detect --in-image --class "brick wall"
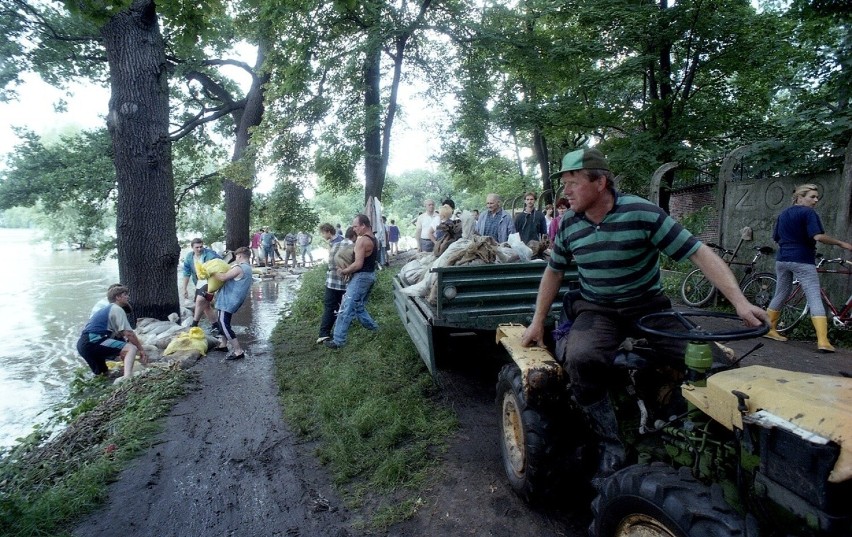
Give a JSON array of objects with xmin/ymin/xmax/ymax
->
[{"xmin": 670, "ymin": 183, "xmax": 719, "ymax": 245}]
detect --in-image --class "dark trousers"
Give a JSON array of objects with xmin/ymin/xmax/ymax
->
[
  {"xmin": 320, "ymin": 286, "xmax": 346, "ymax": 338},
  {"xmin": 564, "ymin": 294, "xmax": 687, "ymax": 405}
]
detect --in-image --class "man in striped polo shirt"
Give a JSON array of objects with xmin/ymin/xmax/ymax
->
[{"xmin": 521, "ymin": 147, "xmax": 767, "ymax": 486}]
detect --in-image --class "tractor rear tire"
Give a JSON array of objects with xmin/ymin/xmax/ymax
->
[{"xmin": 591, "ymin": 463, "xmax": 746, "ymax": 537}]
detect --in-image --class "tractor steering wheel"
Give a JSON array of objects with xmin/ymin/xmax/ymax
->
[{"xmin": 636, "ymin": 311, "xmax": 769, "ymax": 342}]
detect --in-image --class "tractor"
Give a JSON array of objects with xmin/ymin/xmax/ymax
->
[{"xmin": 495, "ymin": 311, "xmax": 852, "ymax": 536}]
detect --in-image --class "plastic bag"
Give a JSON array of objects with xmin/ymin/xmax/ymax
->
[
  {"xmin": 195, "ymin": 259, "xmax": 231, "ymax": 293},
  {"xmin": 163, "ymin": 327, "xmax": 209, "ymax": 356},
  {"xmin": 507, "ymin": 232, "xmax": 532, "ymax": 262}
]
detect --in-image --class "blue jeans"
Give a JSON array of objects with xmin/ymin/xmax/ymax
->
[{"xmin": 332, "ymin": 271, "xmax": 378, "ymax": 345}]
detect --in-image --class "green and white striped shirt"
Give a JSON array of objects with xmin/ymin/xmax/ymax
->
[{"xmin": 549, "ymin": 193, "xmax": 700, "ymax": 304}]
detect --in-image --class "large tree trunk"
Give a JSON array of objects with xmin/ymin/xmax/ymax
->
[
  {"xmin": 225, "ymin": 45, "xmax": 269, "ymax": 252},
  {"xmin": 364, "ymin": 42, "xmax": 383, "ymax": 203},
  {"xmin": 532, "ymin": 127, "xmax": 551, "ymax": 202},
  {"xmin": 102, "ymin": 0, "xmax": 180, "ymax": 320}
]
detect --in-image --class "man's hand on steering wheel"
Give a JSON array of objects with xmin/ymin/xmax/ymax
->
[{"xmin": 735, "ymin": 302, "xmax": 768, "ymax": 328}]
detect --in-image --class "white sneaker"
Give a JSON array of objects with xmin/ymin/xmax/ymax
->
[{"xmin": 316, "ymin": 336, "xmax": 330, "ymax": 344}]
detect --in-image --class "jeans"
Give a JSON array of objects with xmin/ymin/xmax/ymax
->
[
  {"xmin": 332, "ymin": 271, "xmax": 378, "ymax": 345},
  {"xmin": 320, "ymin": 286, "xmax": 346, "ymax": 338}
]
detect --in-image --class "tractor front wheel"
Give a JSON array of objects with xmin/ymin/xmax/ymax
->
[{"xmin": 591, "ymin": 463, "xmax": 747, "ymax": 537}]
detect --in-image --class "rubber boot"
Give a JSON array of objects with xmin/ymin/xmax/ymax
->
[
  {"xmin": 581, "ymin": 397, "xmax": 627, "ymax": 489},
  {"xmin": 812, "ymin": 316, "xmax": 835, "ymax": 353},
  {"xmin": 763, "ymin": 309, "xmax": 788, "ymax": 342}
]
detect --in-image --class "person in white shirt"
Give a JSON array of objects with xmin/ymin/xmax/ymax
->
[{"xmin": 414, "ymin": 199, "xmax": 440, "ymax": 253}]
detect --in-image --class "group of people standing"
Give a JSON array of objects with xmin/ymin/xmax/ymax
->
[
  {"xmin": 413, "ymin": 191, "xmax": 570, "ymax": 250},
  {"xmin": 250, "ymin": 228, "xmax": 315, "ymax": 269}
]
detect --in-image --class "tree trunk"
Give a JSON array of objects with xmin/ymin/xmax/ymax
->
[
  {"xmin": 532, "ymin": 127, "xmax": 551, "ymax": 202},
  {"xmin": 102, "ymin": 0, "xmax": 180, "ymax": 320},
  {"xmin": 364, "ymin": 42, "xmax": 383, "ymax": 203},
  {"xmin": 225, "ymin": 45, "xmax": 269, "ymax": 252}
]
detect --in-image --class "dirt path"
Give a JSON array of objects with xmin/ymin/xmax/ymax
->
[
  {"xmin": 73, "ymin": 315, "xmax": 354, "ymax": 537},
  {"xmin": 72, "ymin": 281, "xmax": 851, "ymax": 536}
]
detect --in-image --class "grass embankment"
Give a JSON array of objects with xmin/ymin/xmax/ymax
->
[
  {"xmin": 271, "ymin": 266, "xmax": 458, "ymax": 530},
  {"xmin": 0, "ymin": 367, "xmax": 189, "ymax": 537}
]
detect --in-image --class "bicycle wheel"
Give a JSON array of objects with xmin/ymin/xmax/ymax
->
[
  {"xmin": 777, "ymin": 282, "xmax": 809, "ymax": 334},
  {"xmin": 680, "ymin": 268, "xmax": 716, "ymax": 307},
  {"xmin": 741, "ymin": 272, "xmax": 776, "ymax": 310}
]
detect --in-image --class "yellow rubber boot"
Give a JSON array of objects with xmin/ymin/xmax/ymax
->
[
  {"xmin": 812, "ymin": 316, "xmax": 835, "ymax": 353},
  {"xmin": 763, "ymin": 309, "xmax": 788, "ymax": 342}
]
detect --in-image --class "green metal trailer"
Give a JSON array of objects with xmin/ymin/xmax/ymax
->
[{"xmin": 393, "ymin": 261, "xmax": 578, "ymax": 374}]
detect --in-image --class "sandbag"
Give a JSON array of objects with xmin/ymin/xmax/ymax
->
[
  {"xmin": 163, "ymin": 327, "xmax": 209, "ymax": 356},
  {"xmin": 334, "ymin": 245, "xmax": 355, "ymax": 269},
  {"xmin": 195, "ymin": 258, "xmax": 231, "ymax": 292}
]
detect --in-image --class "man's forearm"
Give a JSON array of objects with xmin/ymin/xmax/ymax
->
[{"xmin": 531, "ymin": 267, "xmax": 563, "ymax": 325}]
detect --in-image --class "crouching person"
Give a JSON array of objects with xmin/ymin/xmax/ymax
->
[{"xmin": 77, "ymin": 285, "xmax": 147, "ymax": 383}]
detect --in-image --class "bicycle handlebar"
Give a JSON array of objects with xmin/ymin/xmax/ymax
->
[
  {"xmin": 816, "ymin": 257, "xmax": 852, "ymax": 267},
  {"xmin": 707, "ymin": 243, "xmax": 773, "ymax": 259}
]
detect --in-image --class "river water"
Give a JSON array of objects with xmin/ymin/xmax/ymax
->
[{"xmin": 0, "ymin": 228, "xmax": 302, "ymax": 448}]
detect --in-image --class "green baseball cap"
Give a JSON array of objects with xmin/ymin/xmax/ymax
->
[{"xmin": 549, "ymin": 148, "xmax": 609, "ymax": 180}]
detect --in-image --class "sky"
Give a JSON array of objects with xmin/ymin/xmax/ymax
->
[{"xmin": 0, "ymin": 72, "xmax": 443, "ymax": 194}]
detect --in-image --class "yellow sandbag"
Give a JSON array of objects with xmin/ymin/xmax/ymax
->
[
  {"xmin": 195, "ymin": 258, "xmax": 231, "ymax": 292},
  {"xmin": 163, "ymin": 327, "xmax": 210, "ymax": 356}
]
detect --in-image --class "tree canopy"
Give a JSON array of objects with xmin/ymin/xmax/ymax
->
[{"xmin": 0, "ymin": 0, "xmax": 849, "ymax": 312}]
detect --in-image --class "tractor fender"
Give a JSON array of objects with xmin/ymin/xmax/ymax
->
[{"xmin": 495, "ymin": 324, "xmax": 564, "ymax": 406}]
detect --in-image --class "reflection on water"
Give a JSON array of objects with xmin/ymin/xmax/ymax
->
[{"xmin": 0, "ymin": 228, "xmax": 300, "ymax": 448}]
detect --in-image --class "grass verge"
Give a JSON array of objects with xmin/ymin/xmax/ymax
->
[
  {"xmin": 271, "ymin": 266, "xmax": 458, "ymax": 531},
  {"xmin": 0, "ymin": 367, "xmax": 190, "ymax": 537}
]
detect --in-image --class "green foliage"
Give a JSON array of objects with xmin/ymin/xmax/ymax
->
[
  {"xmin": 254, "ymin": 180, "xmax": 319, "ymax": 234},
  {"xmin": 273, "ymin": 267, "xmax": 457, "ymax": 529},
  {"xmin": 0, "ymin": 207, "xmax": 39, "ymax": 228},
  {"xmin": 446, "ymin": 0, "xmax": 847, "ymax": 196},
  {"xmin": 0, "ymin": 128, "xmax": 116, "ymax": 247},
  {"xmin": 679, "ymin": 206, "xmax": 714, "ymax": 237},
  {"xmin": 0, "ymin": 128, "xmax": 114, "ymax": 212},
  {"xmin": 178, "ymin": 201, "xmax": 226, "ymax": 243},
  {"xmin": 63, "ymin": 1, "xmax": 133, "ymax": 25},
  {"xmin": 310, "ymin": 186, "xmax": 364, "ymax": 231},
  {"xmin": 0, "ymin": 368, "xmax": 189, "ymax": 537}
]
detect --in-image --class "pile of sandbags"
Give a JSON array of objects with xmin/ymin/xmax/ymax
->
[{"xmin": 398, "ymin": 210, "xmax": 548, "ymax": 303}]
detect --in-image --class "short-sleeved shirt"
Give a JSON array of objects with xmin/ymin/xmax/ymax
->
[
  {"xmin": 416, "ymin": 213, "xmax": 440, "ymax": 239},
  {"xmin": 388, "ymin": 225, "xmax": 400, "ymax": 242},
  {"xmin": 549, "ymin": 193, "xmax": 700, "ymax": 304},
  {"xmin": 773, "ymin": 205, "xmax": 824, "ymax": 265},
  {"xmin": 83, "ymin": 303, "xmax": 133, "ymax": 338}
]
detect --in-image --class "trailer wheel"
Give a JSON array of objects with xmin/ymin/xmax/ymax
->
[
  {"xmin": 496, "ymin": 363, "xmax": 562, "ymax": 503},
  {"xmin": 591, "ymin": 464, "xmax": 746, "ymax": 537}
]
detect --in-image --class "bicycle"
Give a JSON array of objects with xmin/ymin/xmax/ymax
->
[
  {"xmin": 680, "ymin": 242, "xmax": 777, "ymax": 308},
  {"xmin": 775, "ymin": 255, "xmax": 852, "ymax": 334}
]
